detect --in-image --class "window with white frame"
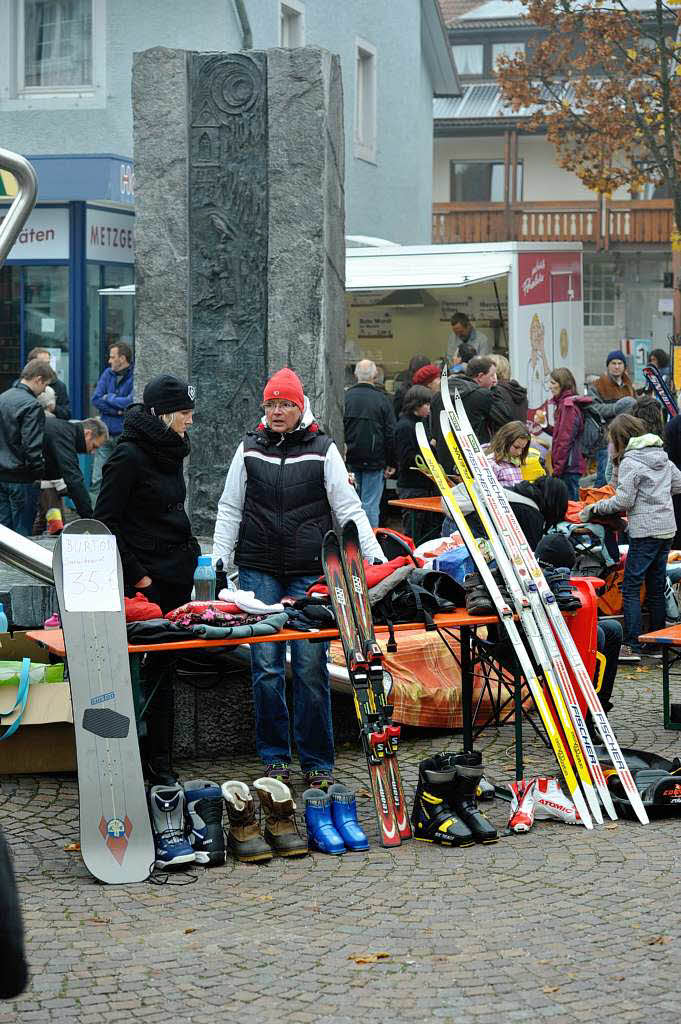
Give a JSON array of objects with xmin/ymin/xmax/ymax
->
[
  {"xmin": 492, "ymin": 40, "xmax": 525, "ymax": 69},
  {"xmin": 19, "ymin": 0, "xmax": 93, "ymax": 90},
  {"xmin": 584, "ymin": 261, "xmax": 616, "ymax": 327},
  {"xmin": 354, "ymin": 39, "xmax": 377, "ymax": 164},
  {"xmin": 450, "ymin": 160, "xmax": 524, "ymax": 202},
  {"xmin": 279, "ymin": 1, "xmax": 305, "ymax": 48},
  {"xmin": 452, "ymin": 44, "xmax": 483, "ymax": 76}
]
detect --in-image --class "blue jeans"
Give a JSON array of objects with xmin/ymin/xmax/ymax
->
[
  {"xmin": 352, "ymin": 469, "xmax": 384, "ymax": 528},
  {"xmin": 594, "ymin": 446, "xmax": 608, "ymax": 487},
  {"xmin": 0, "ymin": 481, "xmax": 38, "ymax": 537},
  {"xmin": 622, "ymin": 537, "xmax": 673, "ymax": 650},
  {"xmin": 238, "ymin": 567, "xmax": 334, "ymax": 773},
  {"xmin": 557, "ymin": 472, "xmax": 581, "ymax": 502}
]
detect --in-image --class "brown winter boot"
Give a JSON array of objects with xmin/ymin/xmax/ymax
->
[
  {"xmin": 221, "ymin": 781, "xmax": 272, "ymax": 863},
  {"xmin": 253, "ymin": 778, "xmax": 308, "ymax": 858}
]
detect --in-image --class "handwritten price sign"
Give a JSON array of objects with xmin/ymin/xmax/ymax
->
[{"xmin": 61, "ymin": 535, "xmax": 121, "ymax": 613}]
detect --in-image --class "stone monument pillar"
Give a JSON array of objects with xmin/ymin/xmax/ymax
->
[{"xmin": 133, "ymin": 47, "xmax": 345, "ymax": 536}]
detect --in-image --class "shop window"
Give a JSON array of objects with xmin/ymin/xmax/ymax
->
[
  {"xmin": 354, "ymin": 38, "xmax": 377, "ymax": 164},
  {"xmin": 452, "ymin": 44, "xmax": 483, "ymax": 76},
  {"xmin": 584, "ymin": 261, "xmax": 616, "ymax": 327},
  {"xmin": 0, "ymin": 267, "xmax": 20, "ymax": 395},
  {"xmin": 23, "ymin": 265, "xmax": 69, "ymax": 386},
  {"xmin": 279, "ymin": 0, "xmax": 305, "ymax": 47},
  {"xmin": 84, "ymin": 263, "xmax": 134, "ymax": 416},
  {"xmin": 449, "ymin": 161, "xmax": 523, "ymax": 202}
]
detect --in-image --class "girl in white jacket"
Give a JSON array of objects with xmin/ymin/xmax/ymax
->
[{"xmin": 582, "ymin": 413, "xmax": 681, "ymax": 659}]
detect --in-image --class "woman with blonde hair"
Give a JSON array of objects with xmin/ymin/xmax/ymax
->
[
  {"xmin": 487, "ymin": 421, "xmax": 531, "ymax": 487},
  {"xmin": 490, "ymin": 353, "xmax": 529, "ymax": 424}
]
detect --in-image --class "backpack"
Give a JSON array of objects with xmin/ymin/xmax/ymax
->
[{"xmin": 577, "ymin": 401, "xmax": 607, "ymax": 459}]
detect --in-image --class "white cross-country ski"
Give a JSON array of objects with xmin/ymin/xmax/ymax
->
[
  {"xmin": 414, "ymin": 421, "xmax": 593, "ymax": 830},
  {"xmin": 443, "ymin": 378, "xmax": 648, "ymax": 825},
  {"xmin": 438, "ymin": 407, "xmax": 606, "ymax": 824}
]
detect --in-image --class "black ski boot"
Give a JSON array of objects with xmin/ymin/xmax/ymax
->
[
  {"xmin": 443, "ymin": 751, "xmax": 498, "ymax": 844},
  {"xmin": 411, "ymin": 756, "xmax": 474, "ymax": 847}
]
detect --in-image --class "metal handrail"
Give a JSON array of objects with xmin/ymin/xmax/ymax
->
[
  {"xmin": 0, "ymin": 147, "xmax": 37, "ymax": 267},
  {"xmin": 0, "ymin": 148, "xmax": 53, "ymax": 584}
]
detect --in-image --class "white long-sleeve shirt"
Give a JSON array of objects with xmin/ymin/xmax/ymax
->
[{"xmin": 213, "ymin": 408, "xmax": 385, "ymax": 571}]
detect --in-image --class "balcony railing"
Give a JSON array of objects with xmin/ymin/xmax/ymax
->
[{"xmin": 432, "ymin": 199, "xmax": 674, "ymax": 248}]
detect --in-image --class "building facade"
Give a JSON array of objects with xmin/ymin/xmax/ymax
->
[
  {"xmin": 434, "ymin": 0, "xmax": 674, "ymax": 381},
  {"xmin": 0, "ymin": 0, "xmax": 457, "ymax": 415}
]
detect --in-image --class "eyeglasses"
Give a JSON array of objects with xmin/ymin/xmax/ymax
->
[{"xmin": 264, "ymin": 400, "xmax": 297, "ymax": 411}]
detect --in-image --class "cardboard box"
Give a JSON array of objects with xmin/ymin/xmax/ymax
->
[{"xmin": 0, "ymin": 637, "xmax": 76, "ymax": 773}]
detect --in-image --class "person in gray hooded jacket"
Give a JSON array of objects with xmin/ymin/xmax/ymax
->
[{"xmin": 582, "ymin": 413, "xmax": 681, "ymax": 658}]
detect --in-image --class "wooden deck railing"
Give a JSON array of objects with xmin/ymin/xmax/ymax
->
[{"xmin": 432, "ymin": 199, "xmax": 674, "ymax": 248}]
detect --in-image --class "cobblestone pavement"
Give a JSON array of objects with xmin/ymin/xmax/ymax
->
[{"xmin": 2, "ymin": 659, "xmax": 681, "ymax": 1024}]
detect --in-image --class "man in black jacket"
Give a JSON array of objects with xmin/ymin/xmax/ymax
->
[
  {"xmin": 430, "ymin": 355, "xmax": 506, "ymax": 473},
  {"xmin": 0, "ymin": 358, "xmax": 56, "ymax": 535},
  {"xmin": 344, "ymin": 359, "xmax": 396, "ymax": 527},
  {"xmin": 42, "ymin": 416, "xmax": 109, "ymax": 521}
]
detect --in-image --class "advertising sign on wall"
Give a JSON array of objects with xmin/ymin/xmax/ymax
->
[
  {"xmin": 86, "ymin": 207, "xmax": 135, "ymax": 264},
  {"xmin": 514, "ymin": 251, "xmax": 583, "ymax": 418},
  {"xmin": 1, "ymin": 206, "xmax": 69, "ymax": 260}
]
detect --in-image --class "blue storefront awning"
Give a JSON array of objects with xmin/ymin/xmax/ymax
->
[{"xmin": 21, "ymin": 154, "xmax": 134, "ymax": 205}]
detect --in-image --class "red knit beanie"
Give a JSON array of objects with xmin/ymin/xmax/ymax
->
[
  {"xmin": 412, "ymin": 364, "xmax": 440, "ymax": 387},
  {"xmin": 263, "ymin": 368, "xmax": 304, "ymax": 410}
]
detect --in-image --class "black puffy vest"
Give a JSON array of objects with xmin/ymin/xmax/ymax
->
[{"xmin": 235, "ymin": 424, "xmax": 333, "ymax": 577}]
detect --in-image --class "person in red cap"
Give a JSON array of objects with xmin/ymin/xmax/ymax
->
[
  {"xmin": 411, "ymin": 363, "xmax": 441, "ymax": 393},
  {"xmin": 213, "ymin": 367, "xmax": 385, "ymax": 790}
]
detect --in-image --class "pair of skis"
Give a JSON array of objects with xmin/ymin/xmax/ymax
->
[
  {"xmin": 414, "ymin": 367, "xmax": 648, "ymax": 826},
  {"xmin": 321, "ymin": 521, "xmax": 411, "ymax": 847},
  {"xmin": 644, "ymin": 364, "xmax": 678, "ymax": 417}
]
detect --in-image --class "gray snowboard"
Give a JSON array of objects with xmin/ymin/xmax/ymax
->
[{"xmin": 53, "ymin": 520, "xmax": 155, "ymax": 884}]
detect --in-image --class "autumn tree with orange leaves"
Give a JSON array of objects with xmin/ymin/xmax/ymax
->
[{"xmin": 496, "ymin": 0, "xmax": 681, "ymax": 238}]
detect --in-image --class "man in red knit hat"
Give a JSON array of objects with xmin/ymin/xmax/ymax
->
[{"xmin": 213, "ymin": 367, "xmax": 385, "ymax": 791}]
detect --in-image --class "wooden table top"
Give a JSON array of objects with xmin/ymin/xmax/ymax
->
[{"xmin": 26, "ymin": 610, "xmax": 500, "ymax": 657}]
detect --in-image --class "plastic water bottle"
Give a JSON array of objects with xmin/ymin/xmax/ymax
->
[
  {"xmin": 0, "ymin": 603, "xmax": 8, "ymax": 633},
  {"xmin": 193, "ymin": 555, "xmax": 216, "ymax": 601}
]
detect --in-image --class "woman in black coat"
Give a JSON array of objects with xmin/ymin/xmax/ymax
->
[
  {"xmin": 394, "ymin": 384, "xmax": 436, "ymax": 543},
  {"xmin": 94, "ymin": 375, "xmax": 199, "ymax": 612},
  {"xmin": 94, "ymin": 374, "xmax": 199, "ymax": 784}
]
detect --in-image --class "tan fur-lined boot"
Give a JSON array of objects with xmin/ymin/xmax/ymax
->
[
  {"xmin": 221, "ymin": 781, "xmax": 272, "ymax": 863},
  {"xmin": 253, "ymin": 777, "xmax": 308, "ymax": 858}
]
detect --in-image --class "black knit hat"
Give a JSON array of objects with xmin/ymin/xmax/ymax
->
[
  {"xmin": 535, "ymin": 533, "xmax": 576, "ymax": 570},
  {"xmin": 143, "ymin": 375, "xmax": 196, "ymax": 415}
]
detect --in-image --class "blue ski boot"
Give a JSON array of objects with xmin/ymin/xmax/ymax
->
[
  {"xmin": 303, "ymin": 788, "xmax": 346, "ymax": 855},
  {"xmin": 148, "ymin": 784, "xmax": 195, "ymax": 869},
  {"xmin": 183, "ymin": 779, "xmax": 225, "ymax": 866},
  {"xmin": 328, "ymin": 784, "xmax": 369, "ymax": 851}
]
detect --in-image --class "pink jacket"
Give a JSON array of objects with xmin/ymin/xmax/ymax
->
[{"xmin": 551, "ymin": 390, "xmax": 585, "ymax": 477}]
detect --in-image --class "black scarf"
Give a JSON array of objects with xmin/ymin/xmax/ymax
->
[{"xmin": 121, "ymin": 405, "xmax": 191, "ymax": 470}]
